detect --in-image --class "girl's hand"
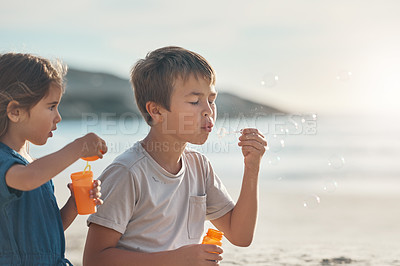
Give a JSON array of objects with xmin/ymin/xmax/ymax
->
[
  {"xmin": 238, "ymin": 128, "xmax": 267, "ymax": 169},
  {"xmin": 76, "ymin": 133, "xmax": 108, "ymax": 159},
  {"xmin": 90, "ymin": 180, "xmax": 103, "ymax": 206}
]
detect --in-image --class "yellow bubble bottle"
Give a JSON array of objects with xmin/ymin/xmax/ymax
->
[{"xmin": 202, "ymin": 229, "xmax": 224, "ymax": 246}]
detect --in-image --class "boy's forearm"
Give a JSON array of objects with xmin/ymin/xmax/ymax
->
[
  {"xmin": 229, "ymin": 165, "xmax": 259, "ymax": 246},
  {"xmin": 84, "ymin": 247, "xmax": 180, "ymax": 266}
]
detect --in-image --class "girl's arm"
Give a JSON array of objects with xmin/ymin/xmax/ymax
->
[
  {"xmin": 5, "ymin": 133, "xmax": 107, "ymax": 191},
  {"xmin": 60, "ymin": 192, "xmax": 78, "ymax": 231}
]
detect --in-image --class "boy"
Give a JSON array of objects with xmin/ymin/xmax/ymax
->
[{"xmin": 83, "ymin": 46, "xmax": 267, "ymax": 266}]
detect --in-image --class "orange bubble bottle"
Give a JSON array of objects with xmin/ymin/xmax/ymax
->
[
  {"xmin": 202, "ymin": 229, "xmax": 224, "ymax": 246},
  {"xmin": 70, "ymin": 154, "xmax": 102, "ymax": 215}
]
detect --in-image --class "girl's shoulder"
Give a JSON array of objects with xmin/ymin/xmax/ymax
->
[{"xmin": 0, "ymin": 142, "xmax": 28, "ymax": 165}]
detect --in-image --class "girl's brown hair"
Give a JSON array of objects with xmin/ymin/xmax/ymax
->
[
  {"xmin": 130, "ymin": 46, "xmax": 216, "ymax": 126},
  {"xmin": 0, "ymin": 53, "xmax": 67, "ymax": 138}
]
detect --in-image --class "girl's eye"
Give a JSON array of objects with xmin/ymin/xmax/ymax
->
[{"xmin": 50, "ymin": 105, "xmax": 56, "ymax": 111}]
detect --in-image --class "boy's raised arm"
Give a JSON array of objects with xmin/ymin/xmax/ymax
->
[
  {"xmin": 84, "ymin": 224, "xmax": 223, "ymax": 266},
  {"xmin": 211, "ymin": 128, "xmax": 267, "ymax": 247}
]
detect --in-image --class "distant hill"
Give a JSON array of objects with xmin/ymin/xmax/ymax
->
[{"xmin": 59, "ymin": 68, "xmax": 284, "ymax": 119}]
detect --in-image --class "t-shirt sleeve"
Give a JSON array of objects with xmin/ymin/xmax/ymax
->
[
  {"xmin": 204, "ymin": 157, "xmax": 235, "ymax": 221},
  {"xmin": 0, "ymin": 157, "xmax": 23, "ymax": 201},
  {"xmin": 87, "ymin": 164, "xmax": 136, "ymax": 234}
]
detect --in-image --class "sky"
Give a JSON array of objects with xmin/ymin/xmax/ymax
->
[{"xmin": 1, "ymin": 0, "xmax": 400, "ymax": 115}]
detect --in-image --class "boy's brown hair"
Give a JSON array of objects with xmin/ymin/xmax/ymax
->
[
  {"xmin": 130, "ymin": 46, "xmax": 216, "ymax": 126},
  {"xmin": 0, "ymin": 53, "xmax": 67, "ymax": 138}
]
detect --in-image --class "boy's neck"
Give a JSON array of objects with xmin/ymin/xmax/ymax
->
[{"xmin": 141, "ymin": 129, "xmax": 186, "ymax": 175}]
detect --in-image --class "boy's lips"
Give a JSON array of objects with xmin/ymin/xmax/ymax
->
[{"xmin": 202, "ymin": 123, "xmax": 214, "ymax": 132}]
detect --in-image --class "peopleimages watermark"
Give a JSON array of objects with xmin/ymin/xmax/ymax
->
[
  {"xmin": 80, "ymin": 112, "xmax": 318, "ymax": 136},
  {"xmin": 83, "ymin": 139, "xmax": 230, "ymax": 154}
]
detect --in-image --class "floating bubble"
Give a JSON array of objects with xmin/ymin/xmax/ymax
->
[
  {"xmin": 266, "ymin": 134, "xmax": 285, "ymax": 153},
  {"xmin": 216, "ymin": 127, "xmax": 228, "ymax": 138},
  {"xmin": 323, "ymin": 178, "xmax": 338, "ymax": 193},
  {"xmin": 267, "ymin": 154, "xmax": 281, "ymax": 165},
  {"xmin": 215, "ymin": 127, "xmax": 241, "ymax": 145},
  {"xmin": 261, "ymin": 73, "xmax": 279, "ymax": 88},
  {"xmin": 302, "ymin": 195, "xmax": 321, "ymax": 209},
  {"xmin": 273, "ymin": 125, "xmax": 287, "ymax": 136},
  {"xmin": 336, "ymin": 70, "xmax": 352, "ymax": 82},
  {"xmin": 328, "ymin": 154, "xmax": 345, "ymax": 169},
  {"xmin": 283, "ymin": 120, "xmax": 300, "ymax": 135},
  {"xmin": 301, "ymin": 114, "xmax": 317, "ymax": 123},
  {"xmin": 312, "ymin": 114, "xmax": 317, "ymax": 120}
]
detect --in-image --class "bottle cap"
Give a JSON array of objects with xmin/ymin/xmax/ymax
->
[
  {"xmin": 81, "ymin": 156, "xmax": 100, "ymax": 161},
  {"xmin": 81, "ymin": 150, "xmax": 105, "ymax": 161}
]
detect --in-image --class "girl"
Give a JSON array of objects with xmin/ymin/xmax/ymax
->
[{"xmin": 0, "ymin": 53, "xmax": 108, "ymax": 265}]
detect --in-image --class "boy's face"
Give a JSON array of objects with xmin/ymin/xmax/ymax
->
[{"xmin": 161, "ymin": 74, "xmax": 217, "ymax": 145}]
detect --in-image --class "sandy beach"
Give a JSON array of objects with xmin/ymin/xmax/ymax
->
[{"xmin": 56, "ymin": 176, "xmax": 400, "ymax": 266}]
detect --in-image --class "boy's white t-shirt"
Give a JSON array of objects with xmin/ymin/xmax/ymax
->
[{"xmin": 87, "ymin": 141, "xmax": 235, "ymax": 253}]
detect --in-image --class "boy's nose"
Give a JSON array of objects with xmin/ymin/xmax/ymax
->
[{"xmin": 202, "ymin": 103, "xmax": 214, "ymax": 117}]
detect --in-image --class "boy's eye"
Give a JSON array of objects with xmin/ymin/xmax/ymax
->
[{"xmin": 189, "ymin": 101, "xmax": 199, "ymax": 105}]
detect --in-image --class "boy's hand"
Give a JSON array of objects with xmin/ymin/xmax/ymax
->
[
  {"xmin": 174, "ymin": 244, "xmax": 223, "ymax": 266},
  {"xmin": 76, "ymin": 133, "xmax": 108, "ymax": 159},
  {"xmin": 238, "ymin": 128, "xmax": 267, "ymax": 169}
]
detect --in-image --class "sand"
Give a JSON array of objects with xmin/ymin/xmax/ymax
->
[{"xmin": 56, "ymin": 177, "xmax": 400, "ymax": 266}]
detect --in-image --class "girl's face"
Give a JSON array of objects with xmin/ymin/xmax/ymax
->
[{"xmin": 20, "ymin": 84, "xmax": 62, "ymax": 145}]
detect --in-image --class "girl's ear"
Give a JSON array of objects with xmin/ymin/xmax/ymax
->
[
  {"xmin": 145, "ymin": 101, "xmax": 165, "ymax": 124},
  {"xmin": 6, "ymin": 101, "xmax": 23, "ymax": 123}
]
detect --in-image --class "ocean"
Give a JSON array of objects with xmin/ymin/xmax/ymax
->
[{"xmin": 29, "ymin": 114, "xmax": 400, "ymax": 265}]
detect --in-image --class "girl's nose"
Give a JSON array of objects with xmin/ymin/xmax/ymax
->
[{"xmin": 55, "ymin": 109, "xmax": 62, "ymax": 123}]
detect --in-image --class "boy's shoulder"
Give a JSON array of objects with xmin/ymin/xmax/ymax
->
[{"xmin": 111, "ymin": 141, "xmax": 146, "ymax": 171}]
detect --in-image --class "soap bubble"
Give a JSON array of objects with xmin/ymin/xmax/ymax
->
[
  {"xmin": 261, "ymin": 72, "xmax": 279, "ymax": 88},
  {"xmin": 215, "ymin": 127, "xmax": 240, "ymax": 144},
  {"xmin": 216, "ymin": 127, "xmax": 228, "ymax": 139},
  {"xmin": 328, "ymin": 154, "xmax": 345, "ymax": 169},
  {"xmin": 336, "ymin": 70, "xmax": 352, "ymax": 82},
  {"xmin": 302, "ymin": 195, "xmax": 321, "ymax": 209},
  {"xmin": 266, "ymin": 134, "xmax": 285, "ymax": 153},
  {"xmin": 267, "ymin": 154, "xmax": 281, "ymax": 165},
  {"xmin": 323, "ymin": 178, "xmax": 338, "ymax": 193}
]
